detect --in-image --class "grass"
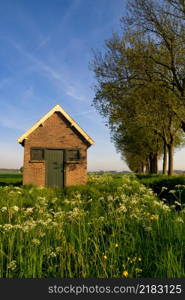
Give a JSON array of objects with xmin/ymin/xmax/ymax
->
[
  {"xmin": 0, "ymin": 173, "xmax": 22, "ymax": 186},
  {"xmin": 0, "ymin": 173, "xmax": 184, "ymax": 278},
  {"xmin": 137, "ymin": 174, "xmax": 185, "ymax": 206}
]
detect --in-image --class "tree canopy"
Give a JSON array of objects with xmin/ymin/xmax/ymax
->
[{"xmin": 91, "ymin": 0, "xmax": 185, "ymax": 174}]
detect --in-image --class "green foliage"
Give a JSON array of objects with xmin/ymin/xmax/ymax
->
[{"xmin": 0, "ymin": 174, "xmax": 184, "ymax": 278}]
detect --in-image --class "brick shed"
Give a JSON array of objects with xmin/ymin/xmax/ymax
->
[{"xmin": 18, "ymin": 104, "xmax": 94, "ymax": 188}]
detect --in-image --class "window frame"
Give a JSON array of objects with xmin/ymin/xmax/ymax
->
[
  {"xmin": 65, "ymin": 148, "xmax": 80, "ymax": 163},
  {"xmin": 30, "ymin": 147, "xmax": 45, "ymax": 162}
]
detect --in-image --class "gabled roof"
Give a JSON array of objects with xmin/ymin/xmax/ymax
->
[{"xmin": 17, "ymin": 104, "xmax": 95, "ymax": 145}]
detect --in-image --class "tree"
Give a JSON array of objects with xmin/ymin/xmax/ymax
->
[
  {"xmin": 112, "ymin": 120, "xmax": 163, "ymax": 173},
  {"xmin": 91, "ymin": 27, "xmax": 185, "ymax": 175},
  {"xmin": 124, "ymin": 0, "xmax": 185, "ymax": 130}
]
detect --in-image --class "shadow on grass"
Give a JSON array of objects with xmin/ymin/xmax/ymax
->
[
  {"xmin": 137, "ymin": 174, "xmax": 185, "ymax": 207},
  {"xmin": 0, "ymin": 181, "xmax": 23, "ymax": 187}
]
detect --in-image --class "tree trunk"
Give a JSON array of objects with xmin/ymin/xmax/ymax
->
[
  {"xmin": 153, "ymin": 153, "xmax": 158, "ymax": 174},
  {"xmin": 162, "ymin": 142, "xmax": 167, "ymax": 175},
  {"xmin": 181, "ymin": 121, "xmax": 185, "ymax": 133},
  {"xmin": 149, "ymin": 153, "xmax": 153, "ymax": 174},
  {"xmin": 168, "ymin": 143, "xmax": 174, "ymax": 176},
  {"xmin": 149, "ymin": 153, "xmax": 158, "ymax": 174},
  {"xmin": 145, "ymin": 159, "xmax": 150, "ymax": 174},
  {"xmin": 141, "ymin": 162, "xmax": 144, "ymax": 173}
]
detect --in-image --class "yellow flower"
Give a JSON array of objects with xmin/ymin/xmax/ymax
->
[
  {"xmin": 103, "ymin": 255, "xmax": 108, "ymax": 260},
  {"xmin": 115, "ymin": 243, "xmax": 119, "ymax": 248},
  {"xmin": 122, "ymin": 270, "xmax": 128, "ymax": 277},
  {"xmin": 149, "ymin": 215, "xmax": 159, "ymax": 221}
]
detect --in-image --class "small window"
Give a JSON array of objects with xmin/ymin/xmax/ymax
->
[
  {"xmin": 31, "ymin": 148, "xmax": 44, "ymax": 161},
  {"xmin": 66, "ymin": 149, "xmax": 80, "ymax": 161}
]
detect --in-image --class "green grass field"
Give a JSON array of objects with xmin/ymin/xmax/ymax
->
[
  {"xmin": 0, "ymin": 173, "xmax": 22, "ymax": 186},
  {"xmin": 0, "ymin": 173, "xmax": 184, "ymax": 278}
]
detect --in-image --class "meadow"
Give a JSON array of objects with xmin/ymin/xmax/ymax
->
[
  {"xmin": 0, "ymin": 173, "xmax": 22, "ymax": 186},
  {"xmin": 0, "ymin": 173, "xmax": 184, "ymax": 278}
]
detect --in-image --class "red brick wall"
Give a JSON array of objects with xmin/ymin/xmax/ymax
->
[{"xmin": 23, "ymin": 112, "xmax": 88, "ymax": 186}]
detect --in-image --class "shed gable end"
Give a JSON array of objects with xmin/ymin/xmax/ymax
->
[
  {"xmin": 18, "ymin": 104, "xmax": 94, "ymax": 146},
  {"xmin": 26, "ymin": 112, "xmax": 89, "ymax": 148}
]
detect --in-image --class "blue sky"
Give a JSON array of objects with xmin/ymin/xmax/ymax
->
[{"xmin": 0, "ymin": 0, "xmax": 185, "ymax": 171}]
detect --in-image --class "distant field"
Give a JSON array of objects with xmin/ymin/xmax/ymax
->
[{"xmin": 0, "ymin": 173, "xmax": 22, "ymax": 186}]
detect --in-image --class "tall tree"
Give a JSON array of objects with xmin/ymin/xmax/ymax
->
[
  {"xmin": 91, "ymin": 28, "xmax": 184, "ymax": 175},
  {"xmin": 124, "ymin": 0, "xmax": 185, "ymax": 130}
]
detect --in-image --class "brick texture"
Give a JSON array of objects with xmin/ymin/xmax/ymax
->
[{"xmin": 23, "ymin": 112, "xmax": 89, "ymax": 187}]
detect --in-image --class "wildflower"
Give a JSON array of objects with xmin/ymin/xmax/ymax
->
[
  {"xmin": 49, "ymin": 251, "xmax": 57, "ymax": 258},
  {"xmin": 132, "ymin": 257, "xmax": 137, "ymax": 262},
  {"xmin": 175, "ymin": 184, "xmax": 185, "ymax": 189},
  {"xmin": 39, "ymin": 232, "xmax": 46, "ymax": 237},
  {"xmin": 149, "ymin": 215, "xmax": 159, "ymax": 221},
  {"xmin": 12, "ymin": 206, "xmax": 19, "ymax": 212},
  {"xmin": 25, "ymin": 208, "xmax": 34, "ymax": 214},
  {"xmin": 67, "ymin": 207, "xmax": 86, "ymax": 221},
  {"xmin": 174, "ymin": 201, "xmax": 182, "ymax": 206},
  {"xmin": 122, "ymin": 270, "xmax": 129, "ymax": 277},
  {"xmin": 103, "ymin": 255, "xmax": 108, "ymax": 260},
  {"xmin": 107, "ymin": 195, "xmax": 113, "ymax": 201},
  {"xmin": 169, "ymin": 190, "xmax": 176, "ymax": 194},
  {"xmin": 7, "ymin": 260, "xmax": 17, "ymax": 271},
  {"xmin": 161, "ymin": 187, "xmax": 168, "ymax": 191},
  {"xmin": 3, "ymin": 224, "xmax": 13, "ymax": 231},
  {"xmin": 175, "ymin": 217, "xmax": 184, "ymax": 223},
  {"xmin": 115, "ymin": 243, "xmax": 119, "ymax": 248},
  {"xmin": 1, "ymin": 206, "xmax": 7, "ymax": 212},
  {"xmin": 46, "ymin": 218, "xmax": 52, "ymax": 224},
  {"xmin": 52, "ymin": 222, "xmax": 59, "ymax": 227},
  {"xmin": 56, "ymin": 247, "xmax": 63, "ymax": 253},
  {"xmin": 32, "ymin": 239, "xmax": 40, "ymax": 245},
  {"xmin": 21, "ymin": 225, "xmax": 30, "ymax": 232},
  {"xmin": 117, "ymin": 204, "xmax": 127, "ymax": 213},
  {"xmin": 14, "ymin": 224, "xmax": 22, "ymax": 229},
  {"xmin": 161, "ymin": 204, "xmax": 170, "ymax": 212},
  {"xmin": 50, "ymin": 197, "xmax": 57, "ymax": 203}
]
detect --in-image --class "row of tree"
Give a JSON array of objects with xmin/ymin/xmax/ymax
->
[{"xmin": 91, "ymin": 0, "xmax": 185, "ymax": 175}]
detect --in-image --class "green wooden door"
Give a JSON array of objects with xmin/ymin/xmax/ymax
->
[{"xmin": 45, "ymin": 150, "xmax": 64, "ymax": 188}]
